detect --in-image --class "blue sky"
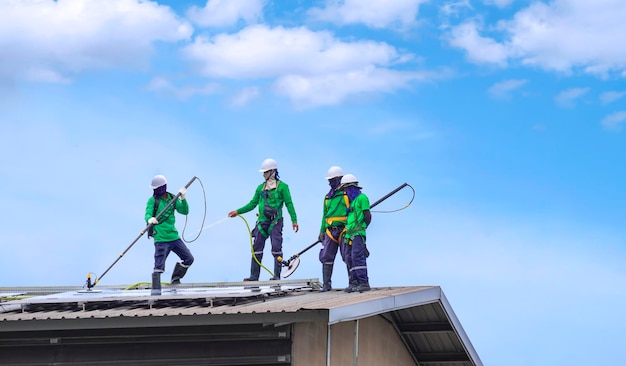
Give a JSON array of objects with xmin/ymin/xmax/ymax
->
[{"xmin": 1, "ymin": 0, "xmax": 625, "ymax": 364}]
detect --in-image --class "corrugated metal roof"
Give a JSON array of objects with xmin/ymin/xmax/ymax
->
[{"xmin": 0, "ymin": 280, "xmax": 482, "ymax": 366}]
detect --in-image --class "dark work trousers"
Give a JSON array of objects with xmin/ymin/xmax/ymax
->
[
  {"xmin": 252, "ymin": 219, "xmax": 284, "ymax": 261},
  {"xmin": 319, "ymin": 226, "xmax": 346, "ymax": 264},
  {"xmin": 345, "ymin": 235, "xmax": 369, "ymax": 284},
  {"xmin": 153, "ymin": 239, "xmax": 194, "ymax": 272}
]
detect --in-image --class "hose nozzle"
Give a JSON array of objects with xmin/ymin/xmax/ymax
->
[{"xmin": 85, "ymin": 273, "xmax": 93, "ymax": 290}]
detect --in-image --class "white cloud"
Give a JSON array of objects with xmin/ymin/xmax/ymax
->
[
  {"xmin": 0, "ymin": 0, "xmax": 192, "ymax": 83},
  {"xmin": 502, "ymin": 1, "xmax": 626, "ymax": 75},
  {"xmin": 308, "ymin": 0, "xmax": 427, "ymax": 29},
  {"xmin": 483, "ymin": 0, "xmax": 514, "ymax": 8},
  {"xmin": 599, "ymin": 91, "xmax": 625, "ymax": 105},
  {"xmin": 186, "ymin": 0, "xmax": 266, "ymax": 28},
  {"xmin": 273, "ymin": 67, "xmax": 425, "ymax": 108},
  {"xmin": 447, "ymin": 21, "xmax": 509, "ymax": 66},
  {"xmin": 554, "ymin": 87, "xmax": 589, "ymax": 107},
  {"xmin": 182, "ymin": 25, "xmax": 426, "ymax": 107},
  {"xmin": 447, "ymin": 0, "xmax": 626, "ymax": 77},
  {"xmin": 601, "ymin": 111, "xmax": 626, "ymax": 131},
  {"xmin": 183, "ymin": 25, "xmax": 401, "ymax": 78},
  {"xmin": 488, "ymin": 79, "xmax": 527, "ymax": 99},
  {"xmin": 230, "ymin": 86, "xmax": 261, "ymax": 107},
  {"xmin": 146, "ymin": 77, "xmax": 219, "ymax": 99},
  {"xmin": 440, "ymin": 0, "xmax": 473, "ymax": 18}
]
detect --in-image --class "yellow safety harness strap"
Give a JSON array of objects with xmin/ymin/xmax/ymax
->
[{"xmin": 325, "ymin": 226, "xmax": 346, "ymax": 243}]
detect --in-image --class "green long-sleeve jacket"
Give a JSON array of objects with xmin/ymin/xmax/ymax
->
[
  {"xmin": 145, "ymin": 193, "xmax": 189, "ymax": 242},
  {"xmin": 344, "ymin": 193, "xmax": 370, "ymax": 239},
  {"xmin": 320, "ymin": 190, "xmax": 348, "ymax": 233},
  {"xmin": 237, "ymin": 181, "xmax": 298, "ymax": 224}
]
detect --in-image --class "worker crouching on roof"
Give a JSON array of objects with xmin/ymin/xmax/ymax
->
[
  {"xmin": 146, "ymin": 175, "xmax": 194, "ymax": 288},
  {"xmin": 228, "ymin": 158, "xmax": 299, "ymax": 281},
  {"xmin": 341, "ymin": 174, "xmax": 372, "ymax": 293},
  {"xmin": 318, "ymin": 166, "xmax": 350, "ymax": 292}
]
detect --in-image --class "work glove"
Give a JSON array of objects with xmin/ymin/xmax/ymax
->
[
  {"xmin": 148, "ymin": 217, "xmax": 158, "ymax": 225},
  {"xmin": 318, "ymin": 232, "xmax": 325, "ymax": 242},
  {"xmin": 178, "ymin": 187, "xmax": 187, "ymax": 200}
]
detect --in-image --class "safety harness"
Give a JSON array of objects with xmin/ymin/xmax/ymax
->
[
  {"xmin": 324, "ymin": 192, "xmax": 350, "ymax": 243},
  {"xmin": 257, "ymin": 182, "xmax": 281, "ymax": 239}
]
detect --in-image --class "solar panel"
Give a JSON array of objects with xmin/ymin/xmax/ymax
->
[{"xmin": 0, "ymin": 279, "xmax": 319, "ymax": 313}]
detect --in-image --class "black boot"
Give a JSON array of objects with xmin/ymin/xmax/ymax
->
[
  {"xmin": 270, "ymin": 258, "xmax": 282, "ymax": 280},
  {"xmin": 321, "ymin": 263, "xmax": 333, "ymax": 292},
  {"xmin": 344, "ymin": 280, "xmax": 358, "ymax": 293},
  {"xmin": 244, "ymin": 256, "xmax": 262, "ymax": 281},
  {"xmin": 344, "ymin": 264, "xmax": 357, "ymax": 292},
  {"xmin": 171, "ymin": 262, "xmax": 188, "ymax": 285},
  {"xmin": 151, "ymin": 272, "xmax": 161, "ymax": 296}
]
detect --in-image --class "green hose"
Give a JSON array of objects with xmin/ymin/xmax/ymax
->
[{"xmin": 237, "ymin": 214, "xmax": 274, "ymax": 277}]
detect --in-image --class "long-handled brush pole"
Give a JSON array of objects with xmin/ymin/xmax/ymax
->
[
  {"xmin": 278, "ymin": 182, "xmax": 409, "ymax": 271},
  {"xmin": 86, "ymin": 176, "xmax": 198, "ymax": 289}
]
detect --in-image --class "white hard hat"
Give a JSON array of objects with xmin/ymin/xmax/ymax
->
[
  {"xmin": 340, "ymin": 173, "xmax": 360, "ymax": 187},
  {"xmin": 150, "ymin": 175, "xmax": 167, "ymax": 189},
  {"xmin": 325, "ymin": 166, "xmax": 344, "ymax": 179},
  {"xmin": 259, "ymin": 158, "xmax": 278, "ymax": 172}
]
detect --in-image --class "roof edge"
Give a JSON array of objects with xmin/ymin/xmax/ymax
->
[
  {"xmin": 440, "ymin": 290, "xmax": 484, "ymax": 366},
  {"xmin": 328, "ymin": 286, "xmax": 442, "ymax": 325}
]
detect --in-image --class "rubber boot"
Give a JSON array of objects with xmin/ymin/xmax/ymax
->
[
  {"xmin": 355, "ymin": 283, "xmax": 371, "ymax": 293},
  {"xmin": 344, "ymin": 280, "xmax": 358, "ymax": 293},
  {"xmin": 171, "ymin": 262, "xmax": 188, "ymax": 285},
  {"xmin": 320, "ymin": 263, "xmax": 333, "ymax": 292},
  {"xmin": 270, "ymin": 258, "xmax": 281, "ymax": 280},
  {"xmin": 344, "ymin": 264, "xmax": 357, "ymax": 292},
  {"xmin": 244, "ymin": 256, "xmax": 262, "ymax": 281},
  {"xmin": 151, "ymin": 272, "xmax": 161, "ymax": 296}
]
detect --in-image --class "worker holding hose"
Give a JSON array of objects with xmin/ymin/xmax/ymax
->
[{"xmin": 228, "ymin": 158, "xmax": 299, "ymax": 281}]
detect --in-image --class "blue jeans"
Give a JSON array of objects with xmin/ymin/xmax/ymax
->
[{"xmin": 153, "ymin": 239, "xmax": 194, "ymax": 272}]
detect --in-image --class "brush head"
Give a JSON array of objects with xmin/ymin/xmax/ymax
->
[{"xmin": 282, "ymin": 257, "xmax": 300, "ymax": 278}]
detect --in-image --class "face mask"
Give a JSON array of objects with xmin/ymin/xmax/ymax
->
[
  {"xmin": 327, "ymin": 176, "xmax": 342, "ymax": 197},
  {"xmin": 154, "ymin": 185, "xmax": 167, "ymax": 197},
  {"xmin": 345, "ymin": 185, "xmax": 361, "ymax": 202},
  {"xmin": 263, "ymin": 170, "xmax": 277, "ymax": 190}
]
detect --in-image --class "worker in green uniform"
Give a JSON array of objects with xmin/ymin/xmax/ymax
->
[
  {"xmin": 341, "ymin": 174, "xmax": 372, "ymax": 293},
  {"xmin": 228, "ymin": 158, "xmax": 299, "ymax": 281},
  {"xmin": 318, "ymin": 166, "xmax": 350, "ymax": 292},
  {"xmin": 145, "ymin": 175, "xmax": 193, "ymax": 291}
]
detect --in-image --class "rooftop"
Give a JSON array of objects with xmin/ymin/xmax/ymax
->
[{"xmin": 0, "ymin": 279, "xmax": 482, "ymax": 366}]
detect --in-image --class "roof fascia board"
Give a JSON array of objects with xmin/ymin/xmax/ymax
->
[
  {"xmin": 0, "ymin": 309, "xmax": 329, "ymax": 333},
  {"xmin": 328, "ymin": 286, "xmax": 442, "ymax": 325}
]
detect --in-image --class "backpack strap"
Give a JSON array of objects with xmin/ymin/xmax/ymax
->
[{"xmin": 152, "ymin": 196, "xmax": 160, "ymax": 218}]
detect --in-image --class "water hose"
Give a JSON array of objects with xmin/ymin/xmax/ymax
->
[{"xmin": 236, "ymin": 214, "xmax": 274, "ymax": 277}]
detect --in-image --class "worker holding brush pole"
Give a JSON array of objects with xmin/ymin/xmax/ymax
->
[
  {"xmin": 340, "ymin": 173, "xmax": 372, "ymax": 293},
  {"xmin": 146, "ymin": 175, "xmax": 194, "ymax": 290}
]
